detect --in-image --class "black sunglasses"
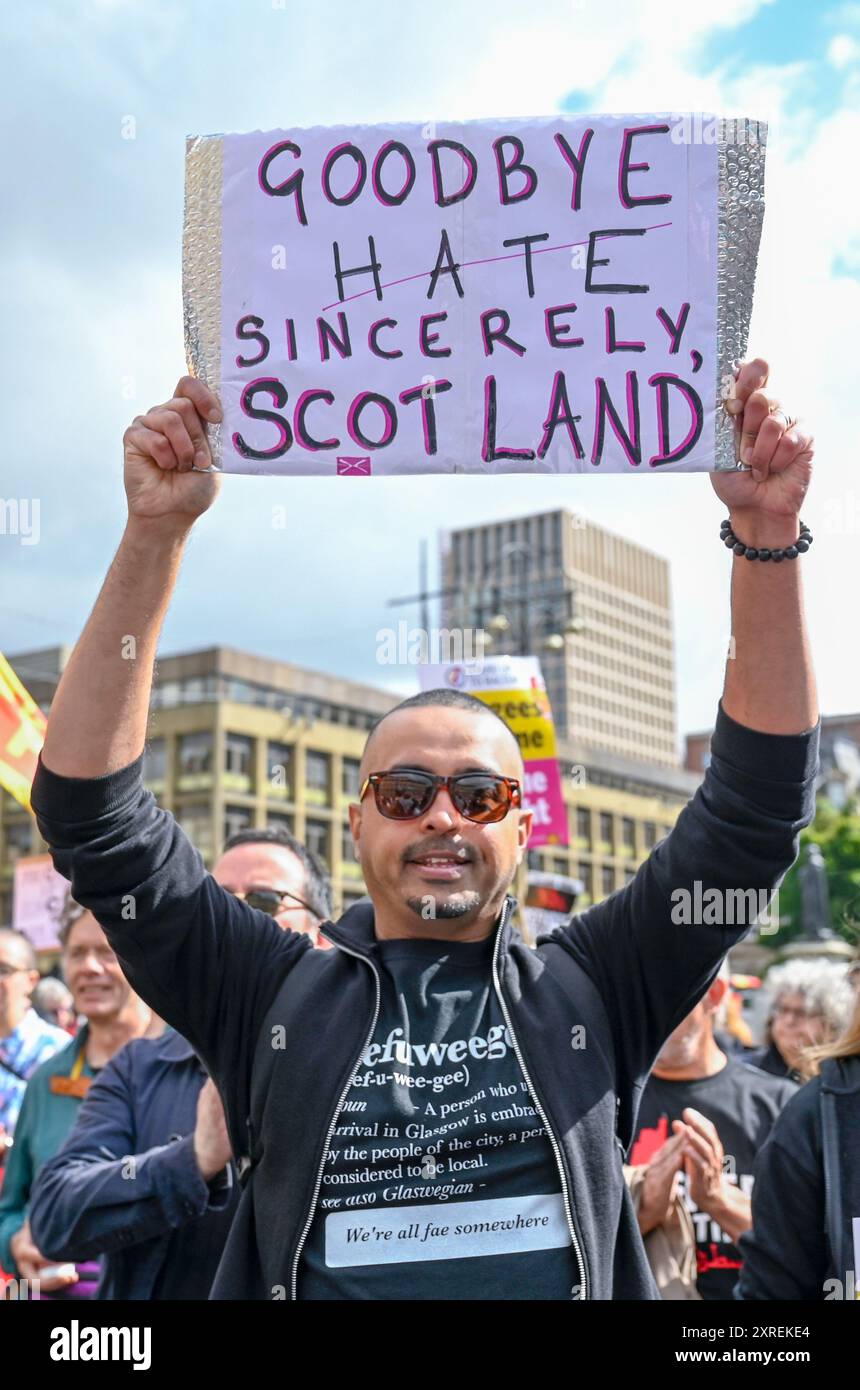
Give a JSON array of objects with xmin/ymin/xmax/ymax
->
[
  {"xmin": 359, "ymin": 769, "xmax": 521, "ymax": 824},
  {"xmin": 230, "ymin": 888, "xmax": 317, "ymax": 919}
]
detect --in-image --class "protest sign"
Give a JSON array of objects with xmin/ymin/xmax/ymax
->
[
  {"xmin": 13, "ymin": 854, "xmax": 68, "ymax": 952},
  {"xmin": 184, "ymin": 114, "xmax": 765, "ymax": 476},
  {"xmin": 418, "ymin": 655, "xmax": 568, "ymax": 848}
]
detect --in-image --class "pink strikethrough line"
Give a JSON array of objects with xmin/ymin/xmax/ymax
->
[{"xmin": 320, "ymin": 221, "xmax": 673, "ymax": 312}]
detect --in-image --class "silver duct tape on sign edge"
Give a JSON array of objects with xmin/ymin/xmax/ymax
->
[
  {"xmin": 182, "ymin": 119, "xmax": 768, "ymax": 474},
  {"xmin": 715, "ymin": 117, "xmax": 768, "ymax": 470},
  {"xmin": 183, "ymin": 134, "xmax": 224, "ymax": 468}
]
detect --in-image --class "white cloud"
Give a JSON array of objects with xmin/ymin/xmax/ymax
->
[{"xmin": 828, "ymin": 32, "xmax": 860, "ymax": 66}]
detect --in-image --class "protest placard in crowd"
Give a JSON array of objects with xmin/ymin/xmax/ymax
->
[
  {"xmin": 418, "ymin": 654, "xmax": 568, "ymax": 847},
  {"xmin": 13, "ymin": 854, "xmax": 68, "ymax": 952}
]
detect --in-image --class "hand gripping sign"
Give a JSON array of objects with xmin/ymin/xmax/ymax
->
[{"xmin": 183, "ymin": 114, "xmax": 766, "ymax": 476}]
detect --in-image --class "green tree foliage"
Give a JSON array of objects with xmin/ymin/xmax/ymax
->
[{"xmin": 774, "ymin": 797, "xmax": 860, "ymax": 946}]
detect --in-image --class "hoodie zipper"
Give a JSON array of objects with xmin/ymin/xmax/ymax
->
[
  {"xmin": 491, "ymin": 900, "xmax": 589, "ymax": 1301},
  {"xmin": 289, "ymin": 935, "xmax": 381, "ymax": 1301}
]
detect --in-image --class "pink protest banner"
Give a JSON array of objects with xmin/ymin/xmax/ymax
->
[
  {"xmin": 184, "ymin": 114, "xmax": 766, "ymax": 476},
  {"xmin": 418, "ymin": 655, "xmax": 568, "ymax": 849},
  {"xmin": 13, "ymin": 854, "xmax": 68, "ymax": 952}
]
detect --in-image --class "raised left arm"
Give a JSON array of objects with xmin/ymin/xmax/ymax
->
[
  {"xmin": 549, "ymin": 357, "xmax": 820, "ymax": 1142},
  {"xmin": 713, "ymin": 357, "xmax": 818, "ymax": 735}
]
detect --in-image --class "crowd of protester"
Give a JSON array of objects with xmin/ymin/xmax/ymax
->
[
  {"xmin": 0, "ymin": 822, "xmax": 329, "ymax": 1301},
  {"xmin": 1, "ymin": 838, "xmax": 857, "ymax": 1301}
]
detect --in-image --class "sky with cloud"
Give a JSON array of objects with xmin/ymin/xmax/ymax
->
[{"xmin": 1, "ymin": 0, "xmax": 858, "ymax": 746}]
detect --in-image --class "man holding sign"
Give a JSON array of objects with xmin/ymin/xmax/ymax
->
[{"xmin": 30, "ymin": 359, "xmax": 818, "ymax": 1298}]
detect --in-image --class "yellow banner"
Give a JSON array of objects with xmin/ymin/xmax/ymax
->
[
  {"xmin": 0, "ymin": 652, "xmax": 47, "ymax": 808},
  {"xmin": 471, "ymin": 687, "xmax": 557, "ymax": 759}
]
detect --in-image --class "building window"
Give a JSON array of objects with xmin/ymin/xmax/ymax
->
[
  {"xmin": 156, "ymin": 680, "xmax": 181, "ymax": 708},
  {"xmin": 223, "ymin": 805, "xmax": 253, "ymax": 845},
  {"xmin": 342, "ymin": 758, "xmax": 361, "ymax": 799},
  {"xmin": 225, "ymin": 734, "xmax": 255, "ymax": 793},
  {"xmin": 624, "ymin": 867, "xmax": 636, "ymax": 884},
  {"xmin": 644, "ymin": 821, "xmax": 657, "ymax": 850},
  {"xmin": 527, "ymin": 849, "xmax": 542, "ymax": 871},
  {"xmin": 305, "ymin": 751, "xmax": 331, "ymax": 806},
  {"xmin": 575, "ymin": 806, "xmax": 591, "ymax": 848},
  {"xmin": 340, "ymin": 822, "xmax": 363, "ymax": 880},
  {"xmin": 266, "ymin": 812, "xmax": 293, "ymax": 836},
  {"xmin": 225, "ymin": 734, "xmax": 254, "ymax": 778},
  {"xmin": 578, "ymin": 862, "xmax": 592, "ymax": 899},
  {"xmin": 305, "ymin": 818, "xmax": 330, "ymax": 867},
  {"xmin": 178, "ymin": 732, "xmax": 213, "ymax": 778},
  {"xmin": 266, "ymin": 742, "xmax": 293, "ymax": 799},
  {"xmin": 599, "ymin": 812, "xmax": 614, "ymax": 853},
  {"xmin": 182, "ymin": 677, "xmax": 208, "ymax": 703},
  {"xmin": 4, "ymin": 820, "xmax": 33, "ymax": 862},
  {"xmin": 176, "ymin": 803, "xmax": 214, "ymax": 859},
  {"xmin": 621, "ymin": 817, "xmax": 635, "ymax": 853},
  {"xmin": 601, "ymin": 865, "xmax": 615, "ymax": 897},
  {"xmin": 143, "ymin": 738, "xmax": 166, "ymax": 784}
]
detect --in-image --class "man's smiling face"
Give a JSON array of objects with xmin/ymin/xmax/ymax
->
[{"xmin": 348, "ymin": 706, "xmax": 531, "ymax": 941}]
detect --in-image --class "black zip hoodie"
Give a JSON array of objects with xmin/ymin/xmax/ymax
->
[
  {"xmin": 736, "ymin": 1054, "xmax": 860, "ymax": 1300},
  {"xmin": 30, "ymin": 700, "xmax": 818, "ymax": 1300}
]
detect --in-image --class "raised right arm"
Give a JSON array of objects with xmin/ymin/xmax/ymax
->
[
  {"xmin": 40, "ymin": 375, "xmax": 221, "ymax": 778},
  {"xmin": 31, "ymin": 378, "xmax": 311, "ymax": 1129}
]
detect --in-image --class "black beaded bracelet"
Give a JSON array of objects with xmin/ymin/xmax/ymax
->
[{"xmin": 720, "ymin": 518, "xmax": 812, "ymax": 562}]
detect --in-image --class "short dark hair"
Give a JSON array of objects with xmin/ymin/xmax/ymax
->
[
  {"xmin": 221, "ymin": 826, "xmax": 333, "ymax": 922},
  {"xmin": 57, "ymin": 890, "xmax": 89, "ymax": 951},
  {"xmin": 362, "ymin": 687, "xmax": 520, "ymax": 771}
]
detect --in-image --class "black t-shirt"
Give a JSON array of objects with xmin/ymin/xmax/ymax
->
[
  {"xmin": 629, "ymin": 1057, "xmax": 797, "ymax": 1299},
  {"xmin": 298, "ymin": 934, "xmax": 576, "ymax": 1299}
]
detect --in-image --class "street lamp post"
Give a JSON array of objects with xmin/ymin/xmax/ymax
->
[{"xmin": 475, "ymin": 540, "xmax": 582, "ymax": 659}]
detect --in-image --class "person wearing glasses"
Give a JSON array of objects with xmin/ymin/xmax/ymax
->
[
  {"xmin": 747, "ymin": 959, "xmax": 855, "ymax": 1084},
  {"xmin": 212, "ymin": 825, "xmax": 332, "ymax": 947},
  {"xmin": 26, "ymin": 827, "xmax": 331, "ymax": 1300},
  {"xmin": 30, "ymin": 362, "xmax": 819, "ymax": 1299},
  {"xmin": 0, "ymin": 897, "xmax": 158, "ymax": 1299},
  {"xmin": 1, "ymin": 929, "xmax": 68, "ymax": 1147}
]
